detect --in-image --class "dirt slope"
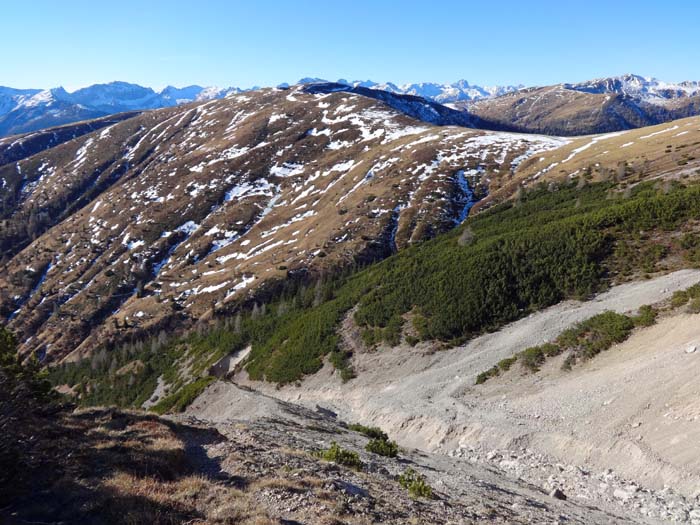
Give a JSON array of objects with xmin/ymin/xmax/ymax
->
[
  {"xmin": 187, "ymin": 382, "xmax": 639, "ymax": 524},
  {"xmin": 2, "ymin": 389, "xmax": 632, "ymax": 524},
  {"xmin": 206, "ymin": 270, "xmax": 700, "ymax": 522}
]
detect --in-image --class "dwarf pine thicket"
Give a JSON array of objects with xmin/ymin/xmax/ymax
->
[{"xmin": 49, "ymin": 179, "xmax": 700, "ymax": 408}]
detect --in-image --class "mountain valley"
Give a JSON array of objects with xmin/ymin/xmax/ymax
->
[{"xmin": 4, "ymin": 71, "xmax": 700, "ymax": 525}]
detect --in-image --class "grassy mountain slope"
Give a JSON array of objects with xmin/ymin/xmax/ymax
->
[
  {"xmin": 50, "ymin": 176, "xmax": 700, "ymax": 406},
  {"xmin": 0, "ymin": 86, "xmax": 565, "ymax": 362},
  {"xmin": 475, "ymin": 115, "xmax": 700, "ymax": 212}
]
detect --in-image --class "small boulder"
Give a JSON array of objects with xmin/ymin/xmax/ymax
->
[
  {"xmin": 549, "ymin": 488, "xmax": 567, "ymax": 500},
  {"xmin": 686, "ymin": 345, "xmax": 697, "ymax": 354}
]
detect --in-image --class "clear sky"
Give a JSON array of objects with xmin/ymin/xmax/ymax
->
[{"xmin": 3, "ymin": 0, "xmax": 700, "ymax": 91}]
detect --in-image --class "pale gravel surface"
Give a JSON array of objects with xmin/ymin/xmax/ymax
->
[
  {"xmin": 188, "ymin": 382, "xmax": 641, "ymax": 524},
  {"xmin": 216, "ymin": 269, "xmax": 700, "ymax": 522}
]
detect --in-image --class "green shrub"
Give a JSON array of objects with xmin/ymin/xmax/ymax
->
[
  {"xmin": 519, "ymin": 346, "xmax": 546, "ymax": 372},
  {"xmin": 365, "ymin": 438, "xmax": 399, "ymax": 457},
  {"xmin": 516, "ymin": 312, "xmax": 636, "ymax": 374},
  {"xmin": 475, "ymin": 355, "xmax": 520, "ymax": 385},
  {"xmin": 405, "ymin": 335, "xmax": 420, "ymax": 347},
  {"xmin": 476, "ymin": 356, "xmax": 520, "ymax": 385},
  {"xmin": 641, "ymin": 244, "xmax": 668, "ymax": 273},
  {"xmin": 497, "ymin": 356, "xmax": 517, "ymax": 371},
  {"xmin": 681, "ymin": 232, "xmax": 700, "ymax": 249},
  {"xmin": 686, "ymin": 284, "xmax": 700, "ymax": 299},
  {"xmin": 348, "ymin": 424, "xmax": 388, "ymax": 441},
  {"xmin": 475, "ymin": 366, "xmax": 500, "ymax": 385},
  {"xmin": 556, "ymin": 311, "xmax": 634, "ymax": 360},
  {"xmin": 689, "ymin": 297, "xmax": 700, "ymax": 314},
  {"xmin": 679, "ymin": 232, "xmax": 700, "ymax": 266},
  {"xmin": 671, "ymin": 290, "xmax": 690, "ymax": 308},
  {"xmin": 561, "ymin": 353, "xmax": 576, "ymax": 371},
  {"xmin": 398, "ymin": 468, "xmax": 433, "ymax": 499},
  {"xmin": 0, "ymin": 326, "xmax": 52, "ymax": 400},
  {"xmin": 412, "ymin": 314, "xmax": 430, "ymax": 340},
  {"xmin": 151, "ymin": 376, "xmax": 215, "ymax": 415},
  {"xmin": 328, "ymin": 350, "xmax": 355, "ymax": 382},
  {"xmin": 384, "ymin": 315, "xmax": 403, "ymax": 347},
  {"xmin": 633, "ymin": 305, "xmax": 658, "ymax": 327},
  {"xmin": 361, "ymin": 328, "xmax": 379, "ymax": 347},
  {"xmin": 541, "ymin": 343, "xmax": 562, "ymax": 357},
  {"xmin": 314, "ymin": 442, "xmax": 362, "ymax": 470}
]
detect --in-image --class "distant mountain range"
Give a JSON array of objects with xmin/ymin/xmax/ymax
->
[
  {"xmin": 0, "ymin": 82, "xmax": 242, "ymax": 137},
  {"xmin": 466, "ymin": 74, "xmax": 700, "ymax": 135},
  {"xmin": 566, "ymin": 74, "xmax": 700, "ymax": 102},
  {"xmin": 287, "ymin": 78, "xmax": 523, "ymax": 103},
  {"xmin": 2, "ymin": 74, "xmax": 700, "ymax": 138}
]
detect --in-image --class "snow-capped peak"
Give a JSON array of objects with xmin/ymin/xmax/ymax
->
[
  {"xmin": 340, "ymin": 79, "xmax": 523, "ymax": 103},
  {"xmin": 567, "ymin": 74, "xmax": 700, "ymax": 102},
  {"xmin": 19, "ymin": 87, "xmax": 70, "ymax": 108},
  {"xmin": 293, "ymin": 78, "xmax": 522, "ymax": 103}
]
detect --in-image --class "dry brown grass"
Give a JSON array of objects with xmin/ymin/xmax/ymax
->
[
  {"xmin": 4, "ymin": 406, "xmax": 363, "ymax": 525},
  {"xmin": 252, "ymin": 476, "xmax": 304, "ymax": 491},
  {"xmin": 476, "ymin": 115, "xmax": 700, "ymax": 212}
]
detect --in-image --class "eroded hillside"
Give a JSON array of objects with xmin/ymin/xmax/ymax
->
[{"xmin": 1, "ymin": 349, "xmax": 629, "ymax": 525}]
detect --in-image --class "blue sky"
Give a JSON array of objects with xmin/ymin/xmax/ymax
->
[{"xmin": 3, "ymin": 0, "xmax": 700, "ymax": 91}]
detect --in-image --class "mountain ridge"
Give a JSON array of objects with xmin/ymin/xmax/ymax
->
[
  {"xmin": 5, "ymin": 73, "xmax": 700, "ymax": 139},
  {"xmin": 0, "ymin": 81, "xmax": 242, "ymax": 137},
  {"xmin": 465, "ymin": 73, "xmax": 700, "ymax": 135}
]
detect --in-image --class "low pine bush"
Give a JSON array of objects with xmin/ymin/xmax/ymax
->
[
  {"xmin": 519, "ymin": 346, "xmax": 546, "ymax": 372},
  {"xmin": 398, "ymin": 468, "xmax": 433, "ymax": 499},
  {"xmin": 689, "ymin": 297, "xmax": 700, "ymax": 314},
  {"xmin": 365, "ymin": 438, "xmax": 398, "ymax": 457},
  {"xmin": 671, "ymin": 290, "xmax": 690, "ymax": 308},
  {"xmin": 475, "ymin": 366, "xmax": 499, "ymax": 384},
  {"xmin": 633, "ymin": 305, "xmax": 658, "ymax": 327},
  {"xmin": 151, "ymin": 376, "xmax": 215, "ymax": 415},
  {"xmin": 497, "ymin": 356, "xmax": 517, "ymax": 371},
  {"xmin": 348, "ymin": 423, "xmax": 389, "ymax": 441},
  {"xmin": 314, "ymin": 442, "xmax": 362, "ymax": 470},
  {"xmin": 405, "ymin": 335, "xmax": 420, "ymax": 347},
  {"xmin": 557, "ymin": 311, "xmax": 634, "ymax": 360}
]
